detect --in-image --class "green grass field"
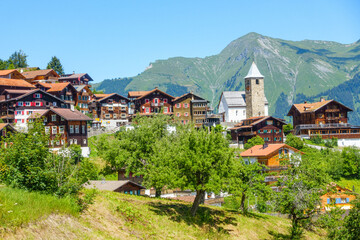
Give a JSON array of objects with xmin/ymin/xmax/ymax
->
[{"xmin": 0, "ymin": 187, "xmax": 325, "ymax": 239}]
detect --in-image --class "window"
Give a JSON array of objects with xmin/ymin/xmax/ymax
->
[
  {"xmin": 52, "ymin": 126, "xmax": 57, "ymax": 135},
  {"xmin": 121, "ymin": 114, "xmax": 126, "ymax": 118},
  {"xmin": 108, "ymin": 106, "xmax": 113, "ymax": 111},
  {"xmin": 61, "ymin": 117, "xmax": 64, "ymax": 121},
  {"xmin": 263, "ymin": 130, "xmax": 268, "ymax": 133},
  {"xmin": 36, "ymin": 102, "xmax": 41, "ymax": 106},
  {"xmin": 121, "ymin": 107, "xmax": 126, "ymax": 111},
  {"xmin": 25, "ymin": 102, "xmax": 31, "ymax": 106},
  {"xmin": 256, "ymin": 79, "xmax": 259, "ymax": 85},
  {"xmin": 184, "ymin": 103, "xmax": 188, "ymax": 108},
  {"xmin": 59, "ymin": 126, "xmax": 64, "ymax": 134},
  {"xmin": 177, "ymin": 112, "xmax": 181, "ymax": 117},
  {"xmin": 121, "ymin": 100, "xmax": 126, "ymax": 104},
  {"xmin": 35, "ymin": 93, "xmax": 41, "ymax": 98},
  {"xmin": 163, "ymin": 99, "xmax": 168, "ymax": 103},
  {"xmin": 51, "ymin": 115, "xmax": 57, "ymax": 122},
  {"xmin": 75, "ymin": 125, "xmax": 79, "ymax": 133},
  {"xmin": 113, "ymin": 114, "xmax": 117, "ymax": 118},
  {"xmin": 108, "ymin": 99, "xmax": 113, "ymax": 103},
  {"xmin": 105, "ymin": 114, "xmax": 110, "ymax": 119},
  {"xmin": 74, "ymin": 139, "xmax": 77, "ymax": 144},
  {"xmin": 145, "ymin": 99, "xmax": 149, "ymax": 103},
  {"xmin": 164, "ymin": 107, "xmax": 168, "ymax": 113},
  {"xmin": 176, "ymin": 103, "xmax": 181, "ymax": 108},
  {"xmin": 53, "ymin": 102, "xmax": 57, "ymax": 107},
  {"xmin": 78, "ymin": 96, "xmax": 81, "ymax": 100},
  {"xmin": 154, "ymin": 98, "xmax": 159, "ymax": 104},
  {"xmin": 61, "ymin": 140, "xmax": 65, "ymax": 145},
  {"xmin": 45, "ymin": 126, "xmax": 50, "ymax": 134},
  {"xmin": 146, "ymin": 107, "xmax": 150, "ymax": 113},
  {"xmin": 44, "ymin": 117, "xmax": 47, "ymax": 122},
  {"xmin": 70, "ymin": 125, "xmax": 74, "ymax": 134},
  {"xmin": 83, "ymin": 139, "xmax": 87, "ymax": 145},
  {"xmin": 185, "ymin": 112, "xmax": 189, "ymax": 117},
  {"xmin": 70, "ymin": 139, "xmax": 73, "ymax": 145},
  {"xmin": 82, "ymin": 125, "xmax": 85, "ymax": 133}
]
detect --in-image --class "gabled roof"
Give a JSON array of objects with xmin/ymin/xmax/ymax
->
[
  {"xmin": 2, "ymin": 89, "xmax": 33, "ymax": 94},
  {"xmin": 240, "ymin": 144, "xmax": 300, "ymax": 157},
  {"xmin": 21, "ymin": 69, "xmax": 60, "ymax": 80},
  {"xmin": 96, "ymin": 93, "xmax": 129, "ymax": 102},
  {"xmin": 30, "ymin": 108, "xmax": 92, "ymax": 121},
  {"xmin": 218, "ymin": 91, "xmax": 268, "ymax": 109},
  {"xmin": 287, "ymin": 99, "xmax": 353, "ymax": 116},
  {"xmin": 172, "ymin": 92, "xmax": 208, "ymax": 103},
  {"xmin": 83, "ymin": 180, "xmax": 145, "ymax": 191},
  {"xmin": 136, "ymin": 88, "xmax": 174, "ymax": 100},
  {"xmin": 0, "ymin": 69, "xmax": 25, "ymax": 79},
  {"xmin": 59, "ymin": 73, "xmax": 93, "ymax": 82},
  {"xmin": 0, "ymin": 78, "xmax": 35, "ymax": 88},
  {"xmin": 35, "ymin": 82, "xmax": 52, "ymax": 89},
  {"xmin": 230, "ymin": 116, "xmax": 286, "ymax": 130},
  {"xmin": 0, "ymin": 89, "xmax": 65, "ymax": 104},
  {"xmin": 0, "ymin": 123, "xmax": 16, "ymax": 132},
  {"xmin": 245, "ymin": 62, "xmax": 264, "ymax": 78},
  {"xmin": 47, "ymin": 82, "xmax": 73, "ymax": 92},
  {"xmin": 127, "ymin": 91, "xmax": 150, "ymax": 98}
]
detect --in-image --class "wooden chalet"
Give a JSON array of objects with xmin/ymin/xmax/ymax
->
[
  {"xmin": 131, "ymin": 88, "xmax": 174, "ymax": 116},
  {"xmin": 241, "ymin": 143, "xmax": 302, "ymax": 187},
  {"xmin": 287, "ymin": 99, "xmax": 360, "ymax": 139},
  {"xmin": 75, "ymin": 85, "xmax": 93, "ymax": 114},
  {"xmin": 35, "ymin": 82, "xmax": 77, "ymax": 106},
  {"xmin": 0, "ymin": 69, "xmax": 26, "ymax": 79},
  {"xmin": 29, "ymin": 108, "xmax": 92, "ymax": 156},
  {"xmin": 230, "ymin": 116, "xmax": 286, "ymax": 144},
  {"xmin": 0, "ymin": 89, "xmax": 67, "ymax": 129},
  {"xmin": 59, "ymin": 73, "xmax": 93, "ymax": 86},
  {"xmin": 172, "ymin": 92, "xmax": 210, "ymax": 127},
  {"xmin": 89, "ymin": 93, "xmax": 129, "ymax": 127},
  {"xmin": 320, "ymin": 183, "xmax": 357, "ymax": 212},
  {"xmin": 84, "ymin": 180, "xmax": 145, "ymax": 195},
  {"xmin": 21, "ymin": 69, "xmax": 60, "ymax": 83}
]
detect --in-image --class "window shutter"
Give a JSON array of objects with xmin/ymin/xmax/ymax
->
[
  {"xmin": 33, "ymin": 94, "xmax": 36, "ymax": 98},
  {"xmin": 346, "ymin": 198, "xmax": 349, "ymax": 203},
  {"xmin": 22, "ymin": 111, "xmax": 24, "ymax": 115},
  {"xmin": 327, "ymin": 198, "xmax": 330, "ymax": 204},
  {"xmin": 40, "ymin": 94, "xmax": 42, "ymax": 98},
  {"xmin": 41, "ymin": 102, "xmax": 43, "ymax": 106}
]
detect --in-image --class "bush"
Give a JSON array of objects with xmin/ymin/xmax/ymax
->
[
  {"xmin": 244, "ymin": 136, "xmax": 264, "ymax": 149},
  {"xmin": 285, "ymin": 133, "xmax": 304, "ymax": 150},
  {"xmin": 310, "ymin": 135, "xmax": 323, "ymax": 145},
  {"xmin": 324, "ymin": 138, "xmax": 338, "ymax": 148}
]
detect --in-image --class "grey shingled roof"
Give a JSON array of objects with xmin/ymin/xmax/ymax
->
[
  {"xmin": 83, "ymin": 180, "xmax": 145, "ymax": 191},
  {"xmin": 221, "ymin": 91, "xmax": 268, "ymax": 107}
]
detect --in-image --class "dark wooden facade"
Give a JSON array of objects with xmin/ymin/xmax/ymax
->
[
  {"xmin": 287, "ymin": 99, "xmax": 360, "ymax": 138},
  {"xmin": 29, "ymin": 108, "xmax": 91, "ymax": 148},
  {"xmin": 230, "ymin": 116, "xmax": 286, "ymax": 144},
  {"xmin": 59, "ymin": 73, "xmax": 93, "ymax": 86},
  {"xmin": 90, "ymin": 93, "xmax": 129, "ymax": 122},
  {"xmin": 133, "ymin": 88, "xmax": 174, "ymax": 116},
  {"xmin": 75, "ymin": 85, "xmax": 93, "ymax": 114}
]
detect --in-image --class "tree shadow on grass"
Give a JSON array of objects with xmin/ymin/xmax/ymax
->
[
  {"xmin": 268, "ymin": 230, "xmax": 291, "ymax": 240},
  {"xmin": 148, "ymin": 201, "xmax": 237, "ymax": 234}
]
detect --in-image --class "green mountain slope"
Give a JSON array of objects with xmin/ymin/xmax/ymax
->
[{"xmin": 94, "ymin": 33, "xmax": 360, "ymax": 122}]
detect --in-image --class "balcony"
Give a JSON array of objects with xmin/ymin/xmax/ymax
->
[
  {"xmin": 151, "ymin": 102, "xmax": 164, "ymax": 107},
  {"xmin": 264, "ymin": 176, "xmax": 279, "ymax": 182},
  {"xmin": 238, "ymin": 131, "xmax": 255, "ymax": 136}
]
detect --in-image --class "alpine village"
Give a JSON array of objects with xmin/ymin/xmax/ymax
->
[{"xmin": 1, "ymin": 46, "xmax": 360, "ymax": 238}]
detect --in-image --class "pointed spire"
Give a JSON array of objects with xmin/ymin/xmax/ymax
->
[{"xmin": 245, "ymin": 62, "xmax": 264, "ymax": 78}]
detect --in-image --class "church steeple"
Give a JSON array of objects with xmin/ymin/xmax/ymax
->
[{"xmin": 245, "ymin": 62, "xmax": 265, "ymax": 118}]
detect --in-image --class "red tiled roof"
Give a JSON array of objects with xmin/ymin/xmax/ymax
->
[
  {"xmin": 21, "ymin": 69, "xmax": 60, "ymax": 80},
  {"xmin": 136, "ymin": 88, "xmax": 174, "ymax": 100},
  {"xmin": 47, "ymin": 82, "xmax": 71, "ymax": 92},
  {"xmin": 127, "ymin": 91, "xmax": 150, "ymax": 98},
  {"xmin": 30, "ymin": 108, "xmax": 92, "ymax": 121},
  {"xmin": 0, "ymin": 69, "xmax": 25, "ymax": 79},
  {"xmin": 0, "ymin": 78, "xmax": 35, "ymax": 88},
  {"xmin": 240, "ymin": 144, "xmax": 300, "ymax": 157}
]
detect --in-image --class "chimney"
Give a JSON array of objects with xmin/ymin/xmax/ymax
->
[
  {"xmin": 263, "ymin": 143, "xmax": 268, "ymax": 149},
  {"xmin": 20, "ymin": 69, "xmax": 23, "ymax": 73},
  {"xmin": 155, "ymin": 86, "xmax": 158, "ymax": 89},
  {"xmin": 73, "ymin": 71, "xmax": 75, "ymax": 74},
  {"xmin": 70, "ymin": 105, "xmax": 75, "ymax": 111},
  {"xmin": 320, "ymin": 97, "xmax": 325, "ymax": 102},
  {"xmin": 304, "ymin": 101, "xmax": 307, "ymax": 104}
]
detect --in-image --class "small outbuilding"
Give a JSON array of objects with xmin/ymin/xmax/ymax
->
[{"xmin": 84, "ymin": 180, "xmax": 146, "ymax": 195}]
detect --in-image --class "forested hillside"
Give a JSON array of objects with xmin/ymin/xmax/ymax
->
[{"xmin": 94, "ymin": 33, "xmax": 360, "ymax": 123}]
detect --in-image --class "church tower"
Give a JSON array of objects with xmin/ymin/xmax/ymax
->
[{"xmin": 245, "ymin": 62, "xmax": 265, "ymax": 118}]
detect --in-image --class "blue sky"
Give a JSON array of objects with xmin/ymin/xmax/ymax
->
[{"xmin": 0, "ymin": 0, "xmax": 359, "ymax": 82}]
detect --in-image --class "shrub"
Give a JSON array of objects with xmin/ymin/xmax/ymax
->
[{"xmin": 285, "ymin": 133, "xmax": 304, "ymax": 150}]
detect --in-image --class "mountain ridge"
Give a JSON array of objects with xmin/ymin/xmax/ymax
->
[{"xmin": 93, "ymin": 33, "xmax": 360, "ymax": 123}]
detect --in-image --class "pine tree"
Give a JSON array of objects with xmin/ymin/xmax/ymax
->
[{"xmin": 47, "ymin": 56, "xmax": 64, "ymax": 75}]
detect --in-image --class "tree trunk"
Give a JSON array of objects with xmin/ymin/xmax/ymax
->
[
  {"xmin": 240, "ymin": 191, "xmax": 246, "ymax": 212},
  {"xmin": 191, "ymin": 190, "xmax": 205, "ymax": 216},
  {"xmin": 155, "ymin": 188, "xmax": 162, "ymax": 198}
]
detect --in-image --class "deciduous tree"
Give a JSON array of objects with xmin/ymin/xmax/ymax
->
[{"xmin": 8, "ymin": 50, "xmax": 28, "ymax": 68}]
